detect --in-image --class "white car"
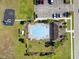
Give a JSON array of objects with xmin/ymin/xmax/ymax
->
[
  {"xmin": 51, "ymin": 0, "xmax": 54, "ymax": 3},
  {"xmin": 48, "ymin": 0, "xmax": 54, "ymax": 4}
]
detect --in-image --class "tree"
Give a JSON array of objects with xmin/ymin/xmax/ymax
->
[
  {"xmin": 19, "ymin": 38, "xmax": 25, "ymax": 43},
  {"xmin": 20, "ymin": 21, "xmax": 26, "ymax": 25}
]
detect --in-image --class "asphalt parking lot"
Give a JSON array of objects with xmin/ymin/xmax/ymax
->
[{"xmin": 35, "ymin": 0, "xmax": 72, "ymax": 18}]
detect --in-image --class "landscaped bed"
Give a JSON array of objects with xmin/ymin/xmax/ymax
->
[
  {"xmin": 17, "ymin": 32, "xmax": 71, "ymax": 59},
  {"xmin": 64, "ymin": 0, "xmax": 70, "ymax": 4}
]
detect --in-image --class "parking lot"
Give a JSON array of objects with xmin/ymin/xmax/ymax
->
[{"xmin": 35, "ymin": 0, "xmax": 73, "ymax": 18}]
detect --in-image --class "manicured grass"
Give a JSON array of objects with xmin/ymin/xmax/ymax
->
[
  {"xmin": 67, "ymin": 19, "xmax": 70, "ymax": 30},
  {"xmin": 72, "ymin": 33, "xmax": 74, "ymax": 59},
  {"xmin": 0, "ymin": 22, "xmax": 71, "ymax": 59},
  {"xmin": 72, "ymin": 0, "xmax": 73, "ymax": 4},
  {"xmin": 72, "ymin": 12, "xmax": 74, "ymax": 30},
  {"xmin": 14, "ymin": 21, "xmax": 71, "ymax": 59},
  {"xmin": 16, "ymin": 42, "xmax": 26, "ymax": 59},
  {"xmin": 14, "ymin": 22, "xmax": 26, "ymax": 57},
  {"xmin": 49, "ymin": 33, "xmax": 71, "ymax": 59},
  {"xmin": 18, "ymin": 0, "xmax": 34, "ymax": 20},
  {"xmin": 28, "ymin": 40, "xmax": 52, "ymax": 52},
  {"xmin": 15, "ymin": 33, "xmax": 71, "ymax": 59},
  {"xmin": 33, "ymin": 0, "xmax": 36, "ymax": 5},
  {"xmin": 25, "ymin": 32, "xmax": 71, "ymax": 59},
  {"xmin": 64, "ymin": 0, "xmax": 70, "ymax": 4}
]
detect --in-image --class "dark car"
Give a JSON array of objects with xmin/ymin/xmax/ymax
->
[
  {"xmin": 36, "ymin": 0, "xmax": 40, "ymax": 5},
  {"xmin": 3, "ymin": 9, "xmax": 15, "ymax": 26},
  {"xmin": 48, "ymin": 0, "xmax": 53, "ymax": 4},
  {"xmin": 55, "ymin": 13, "xmax": 60, "ymax": 18},
  {"xmin": 40, "ymin": 0, "xmax": 44, "ymax": 4},
  {"xmin": 36, "ymin": 0, "xmax": 44, "ymax": 5},
  {"xmin": 52, "ymin": 14, "xmax": 54, "ymax": 18},
  {"xmin": 52, "ymin": 13, "xmax": 60, "ymax": 18},
  {"xmin": 63, "ymin": 12, "xmax": 70, "ymax": 17},
  {"xmin": 78, "ymin": 9, "xmax": 79, "ymax": 13},
  {"xmin": 48, "ymin": 0, "xmax": 51, "ymax": 4}
]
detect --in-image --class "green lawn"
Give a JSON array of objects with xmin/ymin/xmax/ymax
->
[
  {"xmin": 72, "ymin": 33, "xmax": 74, "ymax": 59},
  {"xmin": 67, "ymin": 19, "xmax": 70, "ymax": 30},
  {"xmin": 14, "ymin": 20, "xmax": 71, "ymax": 59},
  {"xmin": 15, "ymin": 32, "xmax": 71, "ymax": 59},
  {"xmin": 17, "ymin": 0, "xmax": 34, "ymax": 20},
  {"xmin": 16, "ymin": 42, "xmax": 26, "ymax": 59},
  {"xmin": 28, "ymin": 40, "xmax": 52, "ymax": 52},
  {"xmin": 0, "ymin": 22, "xmax": 70, "ymax": 59},
  {"xmin": 49, "ymin": 33, "xmax": 71, "ymax": 59},
  {"xmin": 0, "ymin": 0, "xmax": 72, "ymax": 58},
  {"xmin": 25, "ymin": 32, "xmax": 71, "ymax": 59},
  {"xmin": 64, "ymin": 0, "xmax": 70, "ymax": 4},
  {"xmin": 72, "ymin": 0, "xmax": 73, "ymax": 4},
  {"xmin": 72, "ymin": 12, "xmax": 74, "ymax": 30},
  {"xmin": 33, "ymin": 0, "xmax": 36, "ymax": 5}
]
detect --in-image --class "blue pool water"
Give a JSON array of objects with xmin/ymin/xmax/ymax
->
[{"xmin": 29, "ymin": 23, "xmax": 49, "ymax": 40}]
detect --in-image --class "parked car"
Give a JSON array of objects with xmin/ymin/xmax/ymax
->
[
  {"xmin": 51, "ymin": 0, "xmax": 54, "ymax": 3},
  {"xmin": 55, "ymin": 13, "xmax": 60, "ymax": 18},
  {"xmin": 48, "ymin": 0, "xmax": 53, "ymax": 5},
  {"xmin": 52, "ymin": 14, "xmax": 54, "ymax": 18},
  {"xmin": 52, "ymin": 13, "xmax": 60, "ymax": 18},
  {"xmin": 3, "ymin": 9, "xmax": 15, "ymax": 26},
  {"xmin": 36, "ymin": 0, "xmax": 44, "ymax": 5},
  {"xmin": 40, "ymin": 0, "xmax": 44, "ymax": 4},
  {"xmin": 36, "ymin": 0, "xmax": 40, "ymax": 5},
  {"xmin": 78, "ymin": 9, "xmax": 79, "ymax": 13},
  {"xmin": 63, "ymin": 12, "xmax": 70, "ymax": 17}
]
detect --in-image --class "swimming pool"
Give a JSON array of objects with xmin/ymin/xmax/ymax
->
[{"xmin": 28, "ymin": 23, "xmax": 50, "ymax": 40}]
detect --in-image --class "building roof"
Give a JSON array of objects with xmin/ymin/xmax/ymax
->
[{"xmin": 50, "ymin": 22, "xmax": 59, "ymax": 42}]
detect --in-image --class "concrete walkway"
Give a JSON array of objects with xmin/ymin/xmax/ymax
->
[
  {"xmin": 34, "ymin": 17, "xmax": 72, "ymax": 22},
  {"xmin": 15, "ymin": 19, "xmax": 26, "ymax": 21}
]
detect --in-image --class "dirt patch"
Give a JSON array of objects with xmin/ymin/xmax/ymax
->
[{"xmin": 0, "ymin": 27, "xmax": 18, "ymax": 59}]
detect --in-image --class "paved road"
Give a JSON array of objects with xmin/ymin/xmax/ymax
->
[{"xmin": 73, "ymin": 0, "xmax": 79, "ymax": 59}]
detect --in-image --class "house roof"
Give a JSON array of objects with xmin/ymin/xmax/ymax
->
[{"xmin": 50, "ymin": 22, "xmax": 59, "ymax": 42}]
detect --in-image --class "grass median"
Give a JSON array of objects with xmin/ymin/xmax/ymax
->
[{"xmin": 67, "ymin": 19, "xmax": 71, "ymax": 30}]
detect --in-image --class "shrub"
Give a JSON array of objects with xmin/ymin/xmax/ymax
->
[
  {"xmin": 19, "ymin": 38, "xmax": 25, "ymax": 43},
  {"xmin": 55, "ymin": 41, "xmax": 63, "ymax": 48},
  {"xmin": 20, "ymin": 21, "xmax": 26, "ymax": 25}
]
